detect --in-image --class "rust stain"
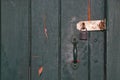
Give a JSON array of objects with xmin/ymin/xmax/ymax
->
[
  {"xmin": 43, "ymin": 15, "xmax": 48, "ymax": 39},
  {"xmin": 38, "ymin": 66, "xmax": 43, "ymax": 76},
  {"xmin": 44, "ymin": 28, "xmax": 48, "ymax": 39},
  {"xmin": 98, "ymin": 20, "xmax": 105, "ymax": 30},
  {"xmin": 81, "ymin": 22, "xmax": 86, "ymax": 30},
  {"xmin": 88, "ymin": 0, "xmax": 91, "ymax": 21}
]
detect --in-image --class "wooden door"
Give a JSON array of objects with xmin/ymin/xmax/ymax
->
[
  {"xmin": 31, "ymin": 0, "xmax": 105, "ymax": 80},
  {"xmin": 1, "ymin": 0, "xmax": 120, "ymax": 80}
]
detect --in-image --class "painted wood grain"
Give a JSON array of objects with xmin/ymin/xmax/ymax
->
[
  {"xmin": 107, "ymin": 0, "xmax": 120, "ymax": 80},
  {"xmin": 61, "ymin": 0, "xmax": 105, "ymax": 80},
  {"xmin": 89, "ymin": 0, "xmax": 105, "ymax": 80},
  {"xmin": 1, "ymin": 0, "xmax": 29, "ymax": 80},
  {"xmin": 31, "ymin": 0, "xmax": 59, "ymax": 80},
  {"xmin": 61, "ymin": 0, "xmax": 88, "ymax": 80}
]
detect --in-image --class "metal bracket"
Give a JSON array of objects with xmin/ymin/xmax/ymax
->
[{"xmin": 76, "ymin": 20, "xmax": 106, "ymax": 31}]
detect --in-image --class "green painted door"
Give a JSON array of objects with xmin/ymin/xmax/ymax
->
[
  {"xmin": 1, "ymin": 0, "xmax": 120, "ymax": 80},
  {"xmin": 31, "ymin": 0, "xmax": 105, "ymax": 80}
]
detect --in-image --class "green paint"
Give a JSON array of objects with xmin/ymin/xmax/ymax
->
[
  {"xmin": 1, "ymin": 0, "xmax": 29, "ymax": 80},
  {"xmin": 2, "ymin": 0, "xmax": 120, "ymax": 80},
  {"xmin": 107, "ymin": 0, "xmax": 120, "ymax": 80}
]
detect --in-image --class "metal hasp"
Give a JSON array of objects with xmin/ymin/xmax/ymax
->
[
  {"xmin": 77, "ymin": 20, "xmax": 106, "ymax": 31},
  {"xmin": 71, "ymin": 37, "xmax": 79, "ymax": 69}
]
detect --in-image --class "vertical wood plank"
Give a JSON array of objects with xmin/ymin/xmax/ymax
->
[
  {"xmin": 1, "ymin": 0, "xmax": 29, "ymax": 80},
  {"xmin": 0, "ymin": 0, "xmax": 1, "ymax": 79},
  {"xmin": 90, "ymin": 0, "xmax": 105, "ymax": 80},
  {"xmin": 31, "ymin": 0, "xmax": 58, "ymax": 80},
  {"xmin": 61, "ymin": 0, "xmax": 88, "ymax": 80},
  {"xmin": 107, "ymin": 0, "xmax": 120, "ymax": 80}
]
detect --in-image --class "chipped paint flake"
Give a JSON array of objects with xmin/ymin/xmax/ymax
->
[{"xmin": 38, "ymin": 66, "xmax": 43, "ymax": 76}]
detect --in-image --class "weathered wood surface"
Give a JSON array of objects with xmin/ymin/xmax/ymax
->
[
  {"xmin": 61, "ymin": 0, "xmax": 88, "ymax": 80},
  {"xmin": 1, "ymin": 0, "xmax": 29, "ymax": 80},
  {"xmin": 61, "ymin": 0, "xmax": 105, "ymax": 80},
  {"xmin": 2, "ymin": 0, "xmax": 120, "ymax": 80},
  {"xmin": 107, "ymin": 0, "xmax": 120, "ymax": 80},
  {"xmin": 31, "ymin": 0, "xmax": 59, "ymax": 80},
  {"xmin": 90, "ymin": 0, "xmax": 105, "ymax": 80}
]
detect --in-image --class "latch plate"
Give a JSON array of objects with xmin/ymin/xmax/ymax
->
[{"xmin": 76, "ymin": 20, "xmax": 106, "ymax": 31}]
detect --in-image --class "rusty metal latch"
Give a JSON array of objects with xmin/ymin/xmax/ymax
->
[{"xmin": 77, "ymin": 20, "xmax": 106, "ymax": 31}]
